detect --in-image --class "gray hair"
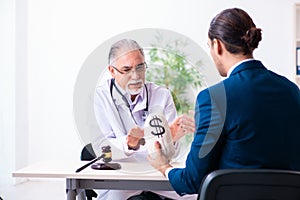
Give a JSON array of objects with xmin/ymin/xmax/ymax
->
[{"xmin": 108, "ymin": 39, "xmax": 144, "ymax": 65}]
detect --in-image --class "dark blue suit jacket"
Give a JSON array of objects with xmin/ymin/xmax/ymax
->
[{"xmin": 168, "ymin": 60, "xmax": 300, "ymax": 195}]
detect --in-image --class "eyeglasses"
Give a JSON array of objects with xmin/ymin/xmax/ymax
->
[{"xmin": 111, "ymin": 62, "xmax": 147, "ymax": 75}]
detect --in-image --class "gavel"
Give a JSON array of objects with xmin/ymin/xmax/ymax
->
[
  {"xmin": 100, "ymin": 145, "xmax": 112, "ymax": 163},
  {"xmin": 76, "ymin": 145, "xmax": 120, "ymax": 172}
]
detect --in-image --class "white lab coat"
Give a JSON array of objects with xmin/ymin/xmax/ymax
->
[{"xmin": 93, "ymin": 79, "xmax": 177, "ymax": 161}]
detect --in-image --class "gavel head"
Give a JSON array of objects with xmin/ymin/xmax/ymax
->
[{"xmin": 101, "ymin": 145, "xmax": 112, "ymax": 163}]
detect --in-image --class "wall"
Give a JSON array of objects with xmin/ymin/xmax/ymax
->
[
  {"xmin": 1, "ymin": 0, "xmax": 300, "ymax": 185},
  {"xmin": 0, "ymin": 0, "xmax": 16, "ymax": 185}
]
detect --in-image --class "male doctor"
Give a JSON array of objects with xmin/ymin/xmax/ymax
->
[{"xmin": 93, "ymin": 39, "xmax": 197, "ymax": 200}]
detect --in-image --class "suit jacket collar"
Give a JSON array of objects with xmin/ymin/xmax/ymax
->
[{"xmin": 230, "ymin": 60, "xmax": 266, "ymax": 77}]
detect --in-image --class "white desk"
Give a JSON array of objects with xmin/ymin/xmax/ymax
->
[{"xmin": 12, "ymin": 160, "xmax": 181, "ymax": 200}]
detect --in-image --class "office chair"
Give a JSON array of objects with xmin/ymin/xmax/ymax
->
[
  {"xmin": 80, "ymin": 143, "xmax": 98, "ymax": 200},
  {"xmin": 198, "ymin": 169, "xmax": 300, "ymax": 200}
]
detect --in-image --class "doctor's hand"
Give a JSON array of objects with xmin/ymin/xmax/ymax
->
[
  {"xmin": 170, "ymin": 110, "xmax": 195, "ymax": 142},
  {"xmin": 126, "ymin": 126, "xmax": 145, "ymax": 151},
  {"xmin": 147, "ymin": 141, "xmax": 172, "ymax": 176}
]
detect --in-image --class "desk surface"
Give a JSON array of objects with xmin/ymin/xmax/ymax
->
[
  {"xmin": 12, "ymin": 160, "xmax": 185, "ymax": 198},
  {"xmin": 12, "ymin": 160, "xmax": 184, "ymax": 181}
]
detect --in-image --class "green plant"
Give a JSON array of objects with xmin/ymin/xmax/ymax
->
[{"xmin": 146, "ymin": 39, "xmax": 203, "ymax": 115}]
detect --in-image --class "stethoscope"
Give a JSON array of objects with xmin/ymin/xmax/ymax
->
[{"xmin": 109, "ymin": 78, "xmax": 149, "ymax": 129}]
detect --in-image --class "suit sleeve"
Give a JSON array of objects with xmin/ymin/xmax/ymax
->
[{"xmin": 168, "ymin": 86, "xmax": 226, "ymax": 195}]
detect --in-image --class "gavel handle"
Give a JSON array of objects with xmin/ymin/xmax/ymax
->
[{"xmin": 75, "ymin": 154, "xmax": 105, "ymax": 173}]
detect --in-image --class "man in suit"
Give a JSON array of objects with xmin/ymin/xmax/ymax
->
[{"xmin": 147, "ymin": 8, "xmax": 300, "ymax": 196}]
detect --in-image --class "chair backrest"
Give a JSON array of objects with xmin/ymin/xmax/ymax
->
[
  {"xmin": 81, "ymin": 143, "xmax": 96, "ymax": 161},
  {"xmin": 198, "ymin": 169, "xmax": 300, "ymax": 200}
]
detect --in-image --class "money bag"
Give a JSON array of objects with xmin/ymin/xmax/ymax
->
[{"xmin": 144, "ymin": 113, "xmax": 175, "ymax": 160}]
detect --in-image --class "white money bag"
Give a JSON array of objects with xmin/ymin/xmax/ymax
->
[{"xmin": 144, "ymin": 112, "xmax": 175, "ymax": 160}]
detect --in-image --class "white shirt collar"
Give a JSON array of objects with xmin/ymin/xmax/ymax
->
[
  {"xmin": 114, "ymin": 81, "xmax": 126, "ymax": 95},
  {"xmin": 227, "ymin": 58, "xmax": 255, "ymax": 77}
]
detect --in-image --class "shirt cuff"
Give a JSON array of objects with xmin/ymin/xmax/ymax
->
[
  {"xmin": 123, "ymin": 137, "xmax": 135, "ymax": 156},
  {"xmin": 165, "ymin": 167, "xmax": 173, "ymax": 180}
]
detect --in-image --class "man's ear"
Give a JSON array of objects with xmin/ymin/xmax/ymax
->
[
  {"xmin": 108, "ymin": 65, "xmax": 116, "ymax": 78},
  {"xmin": 214, "ymin": 39, "xmax": 223, "ymax": 56}
]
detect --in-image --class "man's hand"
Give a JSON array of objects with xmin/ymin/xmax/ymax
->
[
  {"xmin": 170, "ymin": 110, "xmax": 195, "ymax": 142},
  {"xmin": 126, "ymin": 126, "xmax": 145, "ymax": 150},
  {"xmin": 147, "ymin": 141, "xmax": 172, "ymax": 176}
]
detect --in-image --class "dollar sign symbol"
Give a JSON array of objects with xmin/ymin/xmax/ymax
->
[{"xmin": 149, "ymin": 115, "xmax": 165, "ymax": 138}]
